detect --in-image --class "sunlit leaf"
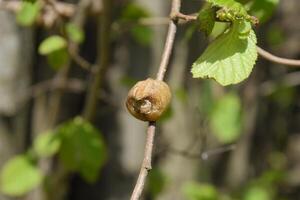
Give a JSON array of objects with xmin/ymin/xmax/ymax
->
[
  {"xmin": 58, "ymin": 117, "xmax": 107, "ymax": 183},
  {"xmin": 0, "ymin": 155, "xmax": 43, "ymax": 196},
  {"xmin": 66, "ymin": 23, "xmax": 85, "ymax": 44},
  {"xmin": 16, "ymin": 1, "xmax": 40, "ymax": 26},
  {"xmin": 244, "ymin": 187, "xmax": 271, "ymax": 200},
  {"xmin": 207, "ymin": 0, "xmax": 248, "ymax": 17},
  {"xmin": 39, "ymin": 36, "xmax": 67, "ymax": 55},
  {"xmin": 33, "ymin": 131, "xmax": 61, "ymax": 158},
  {"xmin": 183, "ymin": 182, "xmax": 218, "ymax": 200},
  {"xmin": 210, "ymin": 93, "xmax": 242, "ymax": 143},
  {"xmin": 191, "ymin": 21, "xmax": 257, "ymax": 86}
]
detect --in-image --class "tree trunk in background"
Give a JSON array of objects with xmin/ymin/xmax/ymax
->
[{"xmin": 0, "ymin": 10, "xmax": 33, "ymax": 200}]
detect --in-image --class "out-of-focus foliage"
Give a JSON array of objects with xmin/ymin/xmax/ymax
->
[
  {"xmin": 147, "ymin": 168, "xmax": 168, "ymax": 198},
  {"xmin": 210, "ymin": 93, "xmax": 242, "ymax": 143},
  {"xmin": 33, "ymin": 131, "xmax": 61, "ymax": 158},
  {"xmin": 0, "ymin": 117, "xmax": 107, "ymax": 196},
  {"xmin": 248, "ymin": 0, "xmax": 279, "ymax": 23},
  {"xmin": 0, "ymin": 155, "xmax": 43, "ymax": 196},
  {"xmin": 58, "ymin": 117, "xmax": 107, "ymax": 183},
  {"xmin": 66, "ymin": 23, "xmax": 85, "ymax": 44},
  {"xmin": 47, "ymin": 48, "xmax": 69, "ymax": 70},
  {"xmin": 183, "ymin": 182, "xmax": 218, "ymax": 200},
  {"xmin": 266, "ymin": 25, "xmax": 285, "ymax": 48},
  {"xmin": 16, "ymin": 1, "xmax": 40, "ymax": 26},
  {"xmin": 243, "ymin": 187, "xmax": 271, "ymax": 200},
  {"xmin": 120, "ymin": 3, "xmax": 153, "ymax": 45},
  {"xmin": 38, "ymin": 36, "xmax": 69, "ymax": 69},
  {"xmin": 39, "ymin": 36, "xmax": 67, "ymax": 55}
]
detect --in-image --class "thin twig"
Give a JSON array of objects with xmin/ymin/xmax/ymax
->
[
  {"xmin": 257, "ymin": 46, "xmax": 300, "ymax": 66},
  {"xmin": 130, "ymin": 1, "xmax": 181, "ymax": 200},
  {"xmin": 156, "ymin": 0, "xmax": 181, "ymax": 81},
  {"xmin": 130, "ymin": 122, "xmax": 156, "ymax": 200}
]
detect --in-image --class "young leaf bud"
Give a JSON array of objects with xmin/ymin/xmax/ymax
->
[{"xmin": 126, "ymin": 78, "xmax": 171, "ymax": 121}]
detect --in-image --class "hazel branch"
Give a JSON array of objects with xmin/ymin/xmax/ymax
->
[
  {"xmin": 257, "ymin": 46, "xmax": 300, "ymax": 67},
  {"xmin": 130, "ymin": 1, "xmax": 181, "ymax": 200}
]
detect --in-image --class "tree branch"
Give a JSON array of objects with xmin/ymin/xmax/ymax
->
[
  {"xmin": 82, "ymin": 0, "xmax": 112, "ymax": 121},
  {"xmin": 257, "ymin": 46, "xmax": 300, "ymax": 67},
  {"xmin": 130, "ymin": 1, "xmax": 181, "ymax": 200}
]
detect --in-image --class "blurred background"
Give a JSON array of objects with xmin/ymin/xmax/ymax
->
[{"xmin": 0, "ymin": 0, "xmax": 299, "ymax": 200}]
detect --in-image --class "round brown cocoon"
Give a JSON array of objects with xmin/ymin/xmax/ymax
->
[{"xmin": 126, "ymin": 78, "xmax": 171, "ymax": 121}]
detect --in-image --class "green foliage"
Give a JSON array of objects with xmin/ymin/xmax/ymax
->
[
  {"xmin": 33, "ymin": 131, "xmax": 61, "ymax": 158},
  {"xmin": 119, "ymin": 76, "xmax": 139, "ymax": 88},
  {"xmin": 39, "ymin": 36, "xmax": 67, "ymax": 55},
  {"xmin": 66, "ymin": 23, "xmax": 85, "ymax": 44},
  {"xmin": 120, "ymin": 3, "xmax": 153, "ymax": 45},
  {"xmin": 121, "ymin": 3, "xmax": 149, "ymax": 21},
  {"xmin": 198, "ymin": 4, "xmax": 216, "ymax": 36},
  {"xmin": 58, "ymin": 117, "xmax": 107, "ymax": 183},
  {"xmin": 47, "ymin": 49, "xmax": 69, "ymax": 70},
  {"xmin": 206, "ymin": 0, "xmax": 258, "ymax": 25},
  {"xmin": 209, "ymin": 22, "xmax": 229, "ymax": 39},
  {"xmin": 130, "ymin": 25, "xmax": 152, "ymax": 46},
  {"xmin": 191, "ymin": 20, "xmax": 257, "ymax": 85},
  {"xmin": 244, "ymin": 187, "xmax": 271, "ymax": 200},
  {"xmin": 266, "ymin": 26, "xmax": 284, "ymax": 47},
  {"xmin": 249, "ymin": 0, "xmax": 279, "ymax": 23},
  {"xmin": 148, "ymin": 168, "xmax": 167, "ymax": 198},
  {"xmin": 0, "ymin": 155, "xmax": 43, "ymax": 196},
  {"xmin": 210, "ymin": 93, "xmax": 242, "ymax": 143},
  {"xmin": 199, "ymin": 80, "xmax": 214, "ymax": 115},
  {"xmin": 183, "ymin": 182, "xmax": 218, "ymax": 200},
  {"xmin": 16, "ymin": 1, "xmax": 40, "ymax": 26}
]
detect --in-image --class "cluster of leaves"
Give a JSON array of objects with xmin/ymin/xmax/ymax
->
[
  {"xmin": 0, "ymin": 117, "xmax": 107, "ymax": 196},
  {"xmin": 192, "ymin": 0, "xmax": 259, "ymax": 86},
  {"xmin": 17, "ymin": 0, "xmax": 84, "ymax": 70},
  {"xmin": 183, "ymin": 168, "xmax": 285, "ymax": 200}
]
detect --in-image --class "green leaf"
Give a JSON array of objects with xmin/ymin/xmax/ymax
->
[
  {"xmin": 199, "ymin": 80, "xmax": 214, "ymax": 115},
  {"xmin": 198, "ymin": 4, "xmax": 216, "ymax": 36},
  {"xmin": 207, "ymin": 0, "xmax": 248, "ymax": 17},
  {"xmin": 39, "ymin": 36, "xmax": 67, "ymax": 55},
  {"xmin": 47, "ymin": 49, "xmax": 69, "ymax": 70},
  {"xmin": 183, "ymin": 182, "xmax": 218, "ymax": 200},
  {"xmin": 66, "ymin": 23, "xmax": 85, "ymax": 44},
  {"xmin": 33, "ymin": 131, "xmax": 61, "ymax": 158},
  {"xmin": 58, "ymin": 117, "xmax": 107, "ymax": 183},
  {"xmin": 244, "ymin": 187, "xmax": 271, "ymax": 200},
  {"xmin": 0, "ymin": 155, "xmax": 43, "ymax": 196},
  {"xmin": 210, "ymin": 93, "xmax": 242, "ymax": 143},
  {"xmin": 121, "ymin": 3, "xmax": 150, "ymax": 22},
  {"xmin": 148, "ymin": 168, "xmax": 167, "ymax": 198},
  {"xmin": 249, "ymin": 0, "xmax": 279, "ymax": 23},
  {"xmin": 130, "ymin": 25, "xmax": 153, "ymax": 46},
  {"xmin": 191, "ymin": 21, "xmax": 257, "ymax": 86},
  {"xmin": 16, "ymin": 1, "xmax": 40, "ymax": 26}
]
